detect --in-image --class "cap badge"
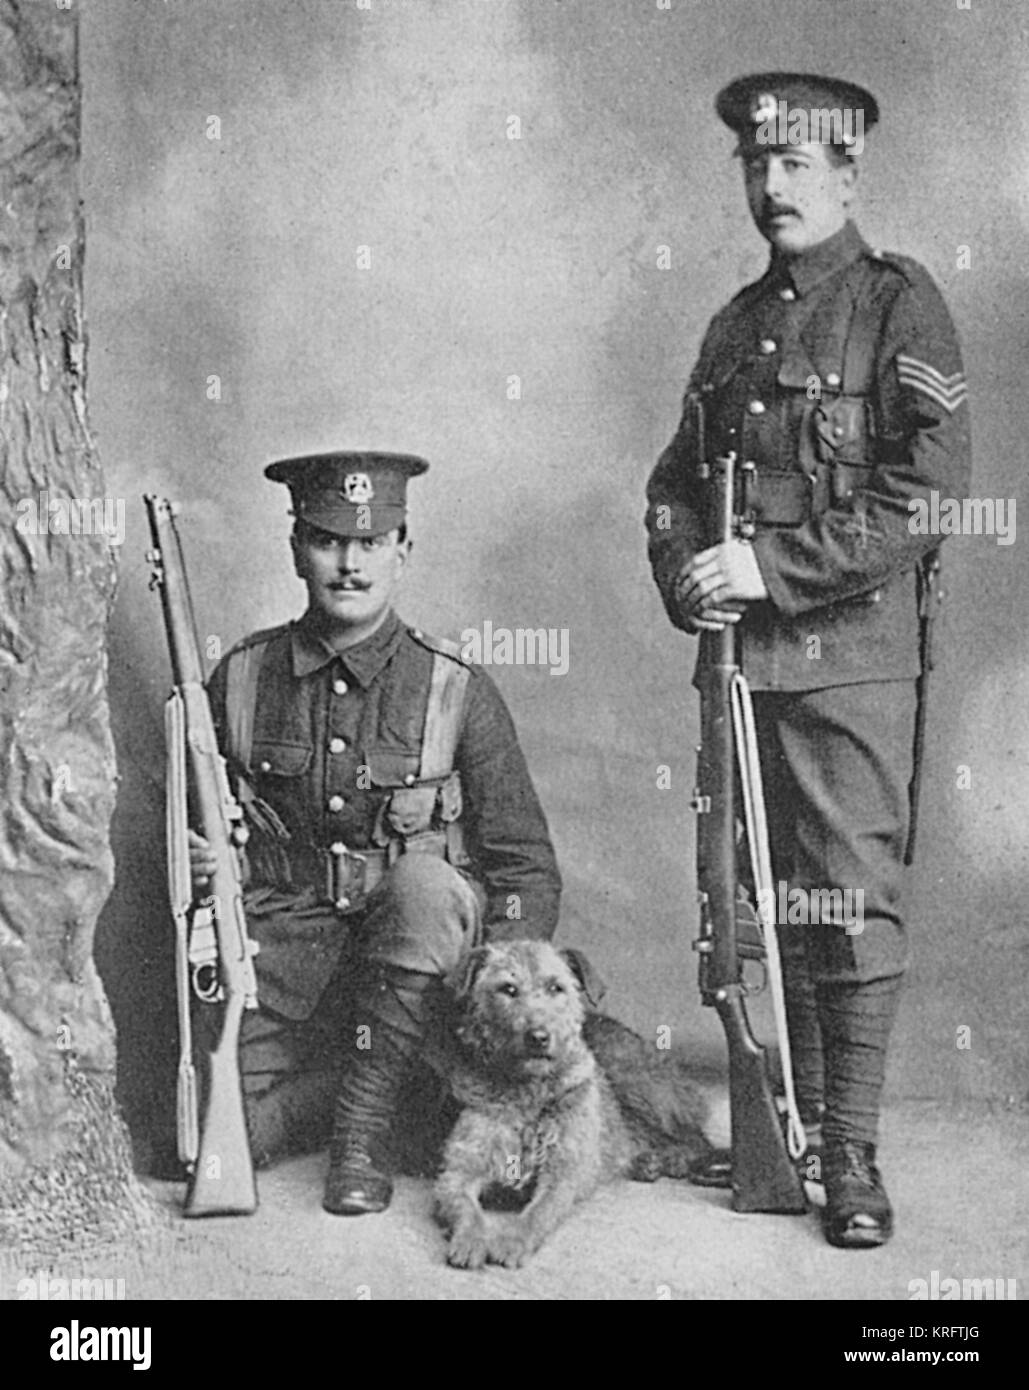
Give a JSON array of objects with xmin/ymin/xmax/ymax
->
[
  {"xmin": 751, "ymin": 92, "xmax": 779, "ymax": 125},
  {"xmin": 341, "ymin": 472, "xmax": 374, "ymax": 503}
]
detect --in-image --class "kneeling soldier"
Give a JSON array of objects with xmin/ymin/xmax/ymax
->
[{"xmin": 190, "ymin": 453, "xmax": 561, "ymax": 1214}]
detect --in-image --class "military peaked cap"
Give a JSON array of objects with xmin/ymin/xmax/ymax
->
[
  {"xmin": 265, "ymin": 451, "xmax": 428, "ymax": 538},
  {"xmin": 717, "ymin": 72, "xmax": 879, "ymax": 156}
]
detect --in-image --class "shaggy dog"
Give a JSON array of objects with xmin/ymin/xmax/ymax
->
[{"xmin": 434, "ymin": 940, "xmax": 710, "ymax": 1269}]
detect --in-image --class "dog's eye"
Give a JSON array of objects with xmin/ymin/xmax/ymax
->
[
  {"xmin": 497, "ymin": 982, "xmax": 519, "ymax": 998},
  {"xmin": 545, "ymin": 981, "xmax": 566, "ymax": 995}
]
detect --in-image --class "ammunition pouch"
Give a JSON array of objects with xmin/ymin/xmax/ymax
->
[
  {"xmin": 371, "ymin": 766, "xmax": 467, "ymax": 875},
  {"xmin": 240, "ymin": 770, "xmax": 467, "ymax": 914},
  {"xmin": 372, "ymin": 768, "xmax": 464, "ymax": 843},
  {"xmin": 726, "ymin": 392, "xmax": 875, "ymax": 529}
]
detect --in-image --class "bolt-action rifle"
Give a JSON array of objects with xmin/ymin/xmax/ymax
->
[
  {"xmin": 690, "ymin": 451, "xmax": 808, "ymax": 1214},
  {"xmin": 145, "ymin": 495, "xmax": 259, "ymax": 1217}
]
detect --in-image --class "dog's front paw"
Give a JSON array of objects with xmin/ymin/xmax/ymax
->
[
  {"xmin": 447, "ymin": 1221, "xmax": 490, "ymax": 1270},
  {"xmin": 486, "ymin": 1224, "xmax": 533, "ymax": 1270},
  {"xmin": 629, "ymin": 1150, "xmax": 663, "ymax": 1183}
]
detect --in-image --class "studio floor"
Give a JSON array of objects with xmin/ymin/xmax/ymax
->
[{"xmin": 3, "ymin": 1098, "xmax": 1026, "ymax": 1302}]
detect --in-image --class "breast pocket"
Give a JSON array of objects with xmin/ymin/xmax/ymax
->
[
  {"xmin": 251, "ymin": 741, "xmax": 313, "ymax": 781},
  {"xmin": 248, "ymin": 740, "xmax": 311, "ymax": 837},
  {"xmin": 244, "ymin": 741, "xmax": 312, "ymax": 883}
]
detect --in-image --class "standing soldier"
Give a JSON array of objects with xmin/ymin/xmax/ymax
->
[
  {"xmin": 189, "ymin": 452, "xmax": 561, "ymax": 1215},
  {"xmin": 645, "ymin": 74, "xmax": 970, "ymax": 1247}
]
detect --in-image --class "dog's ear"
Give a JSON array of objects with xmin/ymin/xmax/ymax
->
[
  {"xmin": 445, "ymin": 946, "xmax": 493, "ymax": 1001},
  {"xmin": 560, "ymin": 948, "xmax": 607, "ymax": 1007}
]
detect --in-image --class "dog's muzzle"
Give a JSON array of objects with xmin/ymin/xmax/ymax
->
[{"xmin": 523, "ymin": 1027, "xmax": 552, "ymax": 1058}]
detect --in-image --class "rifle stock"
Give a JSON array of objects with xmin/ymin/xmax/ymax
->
[
  {"xmin": 187, "ymin": 988, "xmax": 257, "ymax": 1217},
  {"xmin": 145, "ymin": 494, "xmax": 259, "ymax": 1218},
  {"xmin": 692, "ymin": 453, "xmax": 807, "ymax": 1214}
]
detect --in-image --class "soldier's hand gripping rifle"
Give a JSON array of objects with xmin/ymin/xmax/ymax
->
[
  {"xmin": 144, "ymin": 495, "xmax": 259, "ymax": 1217},
  {"xmin": 691, "ymin": 451, "xmax": 808, "ymax": 1214}
]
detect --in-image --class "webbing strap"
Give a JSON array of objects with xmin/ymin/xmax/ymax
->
[
  {"xmin": 840, "ymin": 273, "xmax": 885, "ymax": 398},
  {"xmin": 224, "ymin": 640, "xmax": 269, "ymax": 774},
  {"xmin": 420, "ymin": 654, "xmax": 470, "ymax": 779}
]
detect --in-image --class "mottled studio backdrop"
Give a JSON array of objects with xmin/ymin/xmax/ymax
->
[{"xmin": 82, "ymin": 0, "xmax": 1029, "ymax": 1165}]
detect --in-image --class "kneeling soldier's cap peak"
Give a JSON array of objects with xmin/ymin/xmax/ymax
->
[
  {"xmin": 716, "ymin": 71, "xmax": 879, "ymax": 155},
  {"xmin": 265, "ymin": 451, "xmax": 429, "ymax": 538}
]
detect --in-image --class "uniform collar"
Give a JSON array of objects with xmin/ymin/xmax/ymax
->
[
  {"xmin": 770, "ymin": 219, "xmax": 868, "ymax": 298},
  {"xmin": 290, "ymin": 606, "xmax": 404, "ymax": 686}
]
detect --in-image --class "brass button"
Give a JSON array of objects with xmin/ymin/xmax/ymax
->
[
  {"xmin": 747, "ymin": 400, "xmax": 766, "ymax": 416},
  {"xmin": 759, "ymin": 338, "xmax": 777, "ymax": 355},
  {"xmin": 833, "ymin": 425, "xmax": 845, "ymax": 437},
  {"xmin": 825, "ymin": 371, "xmax": 841, "ymax": 388},
  {"xmin": 403, "ymin": 773, "xmax": 417, "ymax": 787},
  {"xmin": 327, "ymin": 795, "xmax": 345, "ymax": 813},
  {"xmin": 332, "ymin": 678, "xmax": 348, "ymax": 696},
  {"xmin": 779, "ymin": 287, "xmax": 796, "ymax": 301},
  {"xmin": 259, "ymin": 760, "xmax": 272, "ymax": 773},
  {"xmin": 329, "ymin": 737, "xmax": 346, "ymax": 755}
]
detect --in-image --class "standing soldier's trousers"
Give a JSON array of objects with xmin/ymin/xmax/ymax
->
[{"xmin": 753, "ymin": 681, "xmax": 917, "ymax": 1145}]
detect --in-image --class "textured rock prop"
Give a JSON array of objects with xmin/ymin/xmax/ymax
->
[{"xmin": 0, "ymin": 0, "xmax": 155, "ymax": 1250}]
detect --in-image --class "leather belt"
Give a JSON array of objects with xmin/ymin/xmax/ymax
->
[
  {"xmin": 325, "ymin": 842, "xmax": 378, "ymax": 915},
  {"xmin": 253, "ymin": 832, "xmax": 450, "ymax": 913},
  {"xmin": 322, "ymin": 832, "xmax": 449, "ymax": 915}
]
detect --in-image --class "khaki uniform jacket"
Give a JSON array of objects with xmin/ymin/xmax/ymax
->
[
  {"xmin": 205, "ymin": 609, "xmax": 562, "ymax": 1015},
  {"xmin": 646, "ymin": 220, "xmax": 971, "ymax": 690}
]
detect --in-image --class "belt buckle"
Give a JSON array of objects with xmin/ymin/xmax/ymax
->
[{"xmin": 327, "ymin": 842, "xmax": 368, "ymax": 914}]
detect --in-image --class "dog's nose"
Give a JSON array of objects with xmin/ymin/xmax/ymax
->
[{"xmin": 525, "ymin": 1027, "xmax": 551, "ymax": 1054}]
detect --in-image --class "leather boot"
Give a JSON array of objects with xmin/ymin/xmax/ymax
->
[
  {"xmin": 822, "ymin": 1139, "xmax": 893, "ymax": 1248},
  {"xmin": 817, "ymin": 976, "xmax": 902, "ymax": 1247},
  {"xmin": 323, "ymin": 964, "xmax": 437, "ymax": 1216}
]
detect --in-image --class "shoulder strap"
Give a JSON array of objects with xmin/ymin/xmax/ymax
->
[
  {"xmin": 224, "ymin": 637, "xmax": 273, "ymax": 773},
  {"xmin": 420, "ymin": 652, "xmax": 471, "ymax": 779},
  {"xmin": 841, "ymin": 251, "xmax": 909, "ymax": 396}
]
